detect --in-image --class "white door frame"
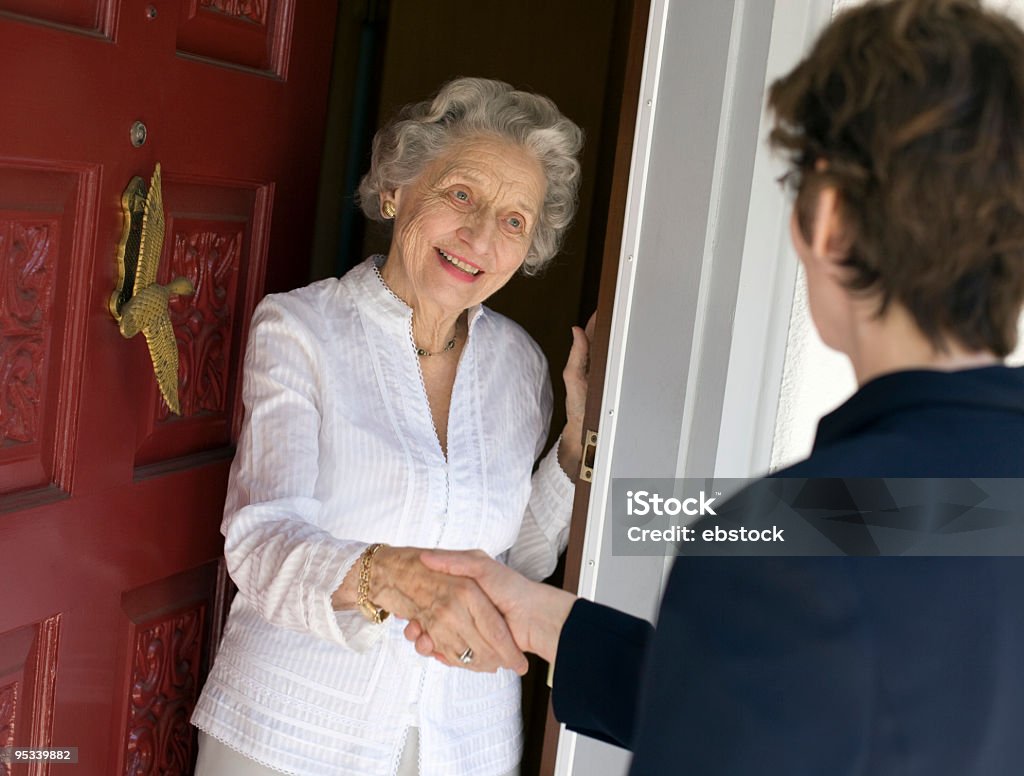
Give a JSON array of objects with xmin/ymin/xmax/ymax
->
[{"xmin": 556, "ymin": 1, "xmax": 834, "ymax": 774}]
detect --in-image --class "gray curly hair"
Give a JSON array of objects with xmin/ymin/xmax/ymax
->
[{"xmin": 357, "ymin": 77, "xmax": 584, "ymax": 274}]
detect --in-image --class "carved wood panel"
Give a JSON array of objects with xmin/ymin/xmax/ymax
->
[
  {"xmin": 118, "ymin": 564, "xmax": 221, "ymax": 776},
  {"xmin": 0, "ymin": 683, "xmax": 14, "ymax": 776},
  {"xmin": 199, "ymin": 0, "xmax": 266, "ymax": 25},
  {"xmin": 158, "ymin": 223, "xmax": 243, "ymax": 422},
  {"xmin": 0, "ymin": 615, "xmax": 61, "ymax": 776},
  {"xmin": 177, "ymin": 0, "xmax": 293, "ymax": 75},
  {"xmin": 133, "ymin": 176, "xmax": 269, "ymax": 471},
  {"xmin": 0, "ymin": 164, "xmax": 94, "ymax": 497},
  {"xmin": 0, "ymin": 219, "xmax": 57, "ymax": 449},
  {"xmin": 124, "ymin": 607, "xmax": 205, "ymax": 776}
]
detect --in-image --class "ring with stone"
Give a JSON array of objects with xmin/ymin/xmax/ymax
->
[{"xmin": 458, "ymin": 647, "xmax": 474, "ymax": 665}]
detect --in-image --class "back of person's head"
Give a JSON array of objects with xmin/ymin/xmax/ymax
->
[{"xmin": 769, "ymin": 0, "xmax": 1024, "ymax": 356}]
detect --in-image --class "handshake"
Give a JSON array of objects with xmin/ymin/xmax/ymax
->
[{"xmin": 357, "ymin": 547, "xmax": 578, "ymax": 676}]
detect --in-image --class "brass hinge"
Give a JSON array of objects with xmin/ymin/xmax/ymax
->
[{"xmin": 579, "ymin": 429, "xmax": 598, "ymax": 483}]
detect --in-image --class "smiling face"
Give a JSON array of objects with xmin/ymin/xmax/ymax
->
[{"xmin": 381, "ymin": 135, "xmax": 547, "ymax": 318}]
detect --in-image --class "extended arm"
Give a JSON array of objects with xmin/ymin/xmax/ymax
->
[{"xmin": 507, "ymin": 318, "xmax": 593, "ymax": 580}]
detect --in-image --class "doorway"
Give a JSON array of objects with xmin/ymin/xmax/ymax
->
[{"xmin": 308, "ymin": 2, "xmax": 642, "ymax": 773}]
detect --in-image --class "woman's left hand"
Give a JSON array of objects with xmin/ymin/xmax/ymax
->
[{"xmin": 558, "ymin": 313, "xmax": 595, "ymax": 480}]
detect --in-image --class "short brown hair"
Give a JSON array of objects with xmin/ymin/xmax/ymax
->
[{"xmin": 769, "ymin": 0, "xmax": 1024, "ymax": 356}]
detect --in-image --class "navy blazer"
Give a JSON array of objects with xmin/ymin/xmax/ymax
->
[{"xmin": 552, "ymin": 366, "xmax": 1024, "ymax": 775}]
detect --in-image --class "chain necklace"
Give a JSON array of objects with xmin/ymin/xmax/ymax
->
[
  {"xmin": 415, "ymin": 337, "xmax": 457, "ymax": 357},
  {"xmin": 373, "ymin": 263, "xmax": 457, "ymax": 357}
]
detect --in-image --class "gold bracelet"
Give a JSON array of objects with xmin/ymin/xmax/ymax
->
[{"xmin": 356, "ymin": 543, "xmax": 390, "ymax": 624}]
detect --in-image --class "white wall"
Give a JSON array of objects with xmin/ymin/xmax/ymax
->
[
  {"xmin": 560, "ymin": 1, "xmax": 816, "ymax": 774},
  {"xmin": 566, "ymin": 0, "xmax": 1024, "ymax": 773},
  {"xmin": 769, "ymin": 0, "xmax": 1024, "ymax": 471}
]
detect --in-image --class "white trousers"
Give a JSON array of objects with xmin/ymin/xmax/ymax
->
[{"xmin": 195, "ymin": 730, "xmax": 519, "ymax": 776}]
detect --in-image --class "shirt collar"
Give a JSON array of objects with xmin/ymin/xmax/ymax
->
[
  {"xmin": 350, "ymin": 255, "xmax": 487, "ymax": 334},
  {"xmin": 812, "ymin": 365, "xmax": 1024, "ymax": 450}
]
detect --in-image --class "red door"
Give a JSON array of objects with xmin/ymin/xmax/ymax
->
[{"xmin": 0, "ymin": 2, "xmax": 336, "ymax": 773}]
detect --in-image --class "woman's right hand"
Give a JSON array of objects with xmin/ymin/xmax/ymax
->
[
  {"xmin": 342, "ymin": 546, "xmax": 529, "ymax": 675},
  {"xmin": 405, "ymin": 550, "xmax": 577, "ymax": 665}
]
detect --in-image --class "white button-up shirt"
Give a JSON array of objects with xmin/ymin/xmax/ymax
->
[{"xmin": 192, "ymin": 257, "xmax": 574, "ymax": 776}]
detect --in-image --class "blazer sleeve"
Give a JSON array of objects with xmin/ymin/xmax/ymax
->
[{"xmin": 551, "ymin": 598, "xmax": 655, "ymax": 749}]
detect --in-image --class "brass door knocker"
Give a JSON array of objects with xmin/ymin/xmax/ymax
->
[{"xmin": 109, "ymin": 163, "xmax": 194, "ymax": 415}]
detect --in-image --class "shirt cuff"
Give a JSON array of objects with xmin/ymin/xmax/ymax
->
[
  {"xmin": 311, "ymin": 541, "xmax": 388, "ymax": 652},
  {"xmin": 533, "ymin": 442, "xmax": 576, "ymax": 539}
]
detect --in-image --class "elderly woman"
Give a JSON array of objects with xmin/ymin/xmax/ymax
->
[
  {"xmin": 190, "ymin": 77, "xmax": 586, "ymax": 776},
  {"xmin": 413, "ymin": 1, "xmax": 1024, "ymax": 774}
]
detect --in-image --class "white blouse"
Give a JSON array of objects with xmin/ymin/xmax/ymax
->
[{"xmin": 191, "ymin": 256, "xmax": 574, "ymax": 776}]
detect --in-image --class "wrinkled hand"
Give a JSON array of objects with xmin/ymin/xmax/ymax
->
[
  {"xmin": 558, "ymin": 313, "xmax": 596, "ymax": 479},
  {"xmin": 403, "ymin": 550, "xmax": 577, "ymax": 665},
  {"xmin": 371, "ymin": 546, "xmax": 528, "ymax": 675}
]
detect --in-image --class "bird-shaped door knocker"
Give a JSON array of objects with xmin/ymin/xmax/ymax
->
[{"xmin": 109, "ymin": 163, "xmax": 195, "ymax": 415}]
